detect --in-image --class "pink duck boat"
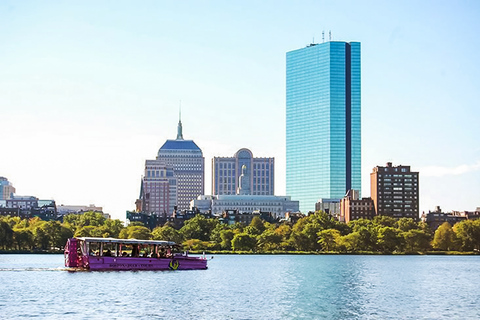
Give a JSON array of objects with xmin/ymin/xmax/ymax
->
[{"xmin": 64, "ymin": 237, "xmax": 208, "ymax": 271}]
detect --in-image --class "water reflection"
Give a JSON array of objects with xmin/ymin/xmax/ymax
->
[{"xmin": 1, "ymin": 254, "xmax": 480, "ymax": 319}]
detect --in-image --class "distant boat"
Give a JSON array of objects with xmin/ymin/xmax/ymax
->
[{"xmin": 64, "ymin": 237, "xmax": 208, "ymax": 271}]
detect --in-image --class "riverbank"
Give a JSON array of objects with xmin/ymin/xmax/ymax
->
[
  {"xmin": 193, "ymin": 250, "xmax": 479, "ymax": 255},
  {"xmin": 3, "ymin": 249, "xmax": 476, "ymax": 255},
  {"xmin": 0, "ymin": 249, "xmax": 63, "ymax": 254}
]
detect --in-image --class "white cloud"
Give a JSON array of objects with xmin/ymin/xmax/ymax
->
[{"xmin": 419, "ymin": 161, "xmax": 480, "ymax": 177}]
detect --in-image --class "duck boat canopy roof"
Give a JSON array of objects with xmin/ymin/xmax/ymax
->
[{"xmin": 75, "ymin": 237, "xmax": 177, "ymax": 246}]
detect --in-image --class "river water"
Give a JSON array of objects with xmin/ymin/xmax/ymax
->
[{"xmin": 1, "ymin": 254, "xmax": 479, "ymax": 319}]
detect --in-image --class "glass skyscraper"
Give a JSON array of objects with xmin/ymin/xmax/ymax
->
[{"xmin": 286, "ymin": 41, "xmax": 361, "ymax": 213}]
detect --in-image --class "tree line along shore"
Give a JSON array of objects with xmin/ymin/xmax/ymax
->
[{"xmin": 0, "ymin": 211, "xmax": 479, "ymax": 254}]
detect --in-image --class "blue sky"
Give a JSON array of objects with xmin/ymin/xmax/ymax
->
[{"xmin": 1, "ymin": 1, "xmax": 479, "ymax": 220}]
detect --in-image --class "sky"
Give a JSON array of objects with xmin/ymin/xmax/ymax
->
[{"xmin": 1, "ymin": 1, "xmax": 479, "ymax": 221}]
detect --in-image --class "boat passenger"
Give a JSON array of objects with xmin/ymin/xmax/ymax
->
[
  {"xmin": 122, "ymin": 252, "xmax": 128, "ymax": 257},
  {"xmin": 104, "ymin": 250, "xmax": 112, "ymax": 257},
  {"xmin": 132, "ymin": 245, "xmax": 139, "ymax": 257}
]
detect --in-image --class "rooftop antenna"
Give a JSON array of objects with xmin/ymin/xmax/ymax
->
[
  {"xmin": 329, "ymin": 30, "xmax": 332, "ymax": 41},
  {"xmin": 322, "ymin": 31, "xmax": 325, "ymax": 43}
]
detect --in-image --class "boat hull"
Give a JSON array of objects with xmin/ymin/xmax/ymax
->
[{"xmin": 86, "ymin": 256, "xmax": 207, "ymax": 271}]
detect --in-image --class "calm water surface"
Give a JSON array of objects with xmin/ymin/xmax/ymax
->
[{"xmin": 0, "ymin": 254, "xmax": 479, "ymax": 319}]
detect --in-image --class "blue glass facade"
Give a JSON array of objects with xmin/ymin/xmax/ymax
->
[{"xmin": 286, "ymin": 41, "xmax": 361, "ymax": 213}]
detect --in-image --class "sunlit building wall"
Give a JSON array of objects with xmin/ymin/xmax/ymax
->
[
  {"xmin": 156, "ymin": 118, "xmax": 204, "ymax": 211},
  {"xmin": 286, "ymin": 40, "xmax": 361, "ymax": 213},
  {"xmin": 212, "ymin": 148, "xmax": 274, "ymax": 196}
]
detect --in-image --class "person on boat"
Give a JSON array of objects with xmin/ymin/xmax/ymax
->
[
  {"xmin": 104, "ymin": 250, "xmax": 112, "ymax": 257},
  {"xmin": 132, "ymin": 245, "xmax": 139, "ymax": 257},
  {"xmin": 159, "ymin": 248, "xmax": 165, "ymax": 258},
  {"xmin": 122, "ymin": 252, "xmax": 128, "ymax": 257}
]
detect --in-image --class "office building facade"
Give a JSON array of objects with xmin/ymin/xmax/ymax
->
[
  {"xmin": 156, "ymin": 118, "xmax": 205, "ymax": 211},
  {"xmin": 212, "ymin": 148, "xmax": 274, "ymax": 196},
  {"xmin": 370, "ymin": 162, "xmax": 419, "ymax": 219},
  {"xmin": 140, "ymin": 161, "xmax": 177, "ymax": 216},
  {"xmin": 0, "ymin": 177, "xmax": 15, "ymax": 200},
  {"xmin": 191, "ymin": 194, "xmax": 299, "ymax": 219},
  {"xmin": 286, "ymin": 40, "xmax": 361, "ymax": 213},
  {"xmin": 340, "ymin": 189, "xmax": 375, "ymax": 223}
]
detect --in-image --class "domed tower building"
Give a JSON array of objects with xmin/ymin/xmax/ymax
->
[{"xmin": 156, "ymin": 116, "xmax": 205, "ymax": 211}]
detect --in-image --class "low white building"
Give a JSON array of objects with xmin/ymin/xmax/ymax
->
[
  {"xmin": 190, "ymin": 194, "xmax": 299, "ymax": 219},
  {"xmin": 57, "ymin": 204, "xmax": 103, "ymax": 215}
]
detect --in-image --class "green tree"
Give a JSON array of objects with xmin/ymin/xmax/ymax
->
[
  {"xmin": 231, "ymin": 233, "xmax": 257, "ymax": 251},
  {"xmin": 395, "ymin": 218, "xmax": 418, "ymax": 232},
  {"xmin": 128, "ymin": 221, "xmax": 145, "ymax": 227},
  {"xmin": 337, "ymin": 232, "xmax": 363, "ymax": 252},
  {"xmin": 0, "ymin": 220, "xmax": 14, "ymax": 250},
  {"xmin": 183, "ymin": 239, "xmax": 212, "ymax": 251},
  {"xmin": 275, "ymin": 224, "xmax": 294, "ymax": 251},
  {"xmin": 402, "ymin": 229, "xmax": 431, "ymax": 252},
  {"xmin": 373, "ymin": 215, "xmax": 397, "ymax": 227},
  {"xmin": 219, "ymin": 229, "xmax": 235, "ymax": 250},
  {"xmin": 79, "ymin": 211, "xmax": 106, "ymax": 227},
  {"xmin": 56, "ymin": 225, "xmax": 74, "ymax": 248},
  {"xmin": 376, "ymin": 226, "xmax": 402, "ymax": 253},
  {"xmin": 13, "ymin": 228, "xmax": 34, "ymax": 250},
  {"xmin": 180, "ymin": 215, "xmax": 218, "ymax": 241},
  {"xmin": 63, "ymin": 214, "xmax": 82, "ymax": 232},
  {"xmin": 103, "ymin": 219, "xmax": 124, "ymax": 238},
  {"xmin": 289, "ymin": 212, "xmax": 341, "ymax": 251},
  {"xmin": 257, "ymin": 230, "xmax": 282, "ymax": 251},
  {"xmin": 152, "ymin": 225, "xmax": 183, "ymax": 243},
  {"xmin": 14, "ymin": 218, "xmax": 29, "ymax": 229},
  {"xmin": 43, "ymin": 221, "xmax": 72, "ymax": 249},
  {"xmin": 120, "ymin": 226, "xmax": 152, "ymax": 240},
  {"xmin": 32, "ymin": 223, "xmax": 50, "ymax": 250},
  {"xmin": 317, "ymin": 229, "xmax": 341, "ymax": 251},
  {"xmin": 249, "ymin": 216, "xmax": 266, "ymax": 233},
  {"xmin": 244, "ymin": 225, "xmax": 262, "ymax": 236},
  {"xmin": 210, "ymin": 223, "xmax": 227, "ymax": 244},
  {"xmin": 453, "ymin": 220, "xmax": 480, "ymax": 251},
  {"xmin": 432, "ymin": 222, "xmax": 459, "ymax": 251},
  {"xmin": 348, "ymin": 219, "xmax": 377, "ymax": 251},
  {"xmin": 75, "ymin": 226, "xmax": 105, "ymax": 238}
]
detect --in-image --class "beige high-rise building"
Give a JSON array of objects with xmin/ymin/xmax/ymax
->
[
  {"xmin": 154, "ymin": 117, "xmax": 204, "ymax": 211},
  {"xmin": 212, "ymin": 148, "xmax": 274, "ymax": 196}
]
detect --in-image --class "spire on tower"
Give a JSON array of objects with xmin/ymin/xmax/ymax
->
[{"xmin": 176, "ymin": 101, "xmax": 184, "ymax": 140}]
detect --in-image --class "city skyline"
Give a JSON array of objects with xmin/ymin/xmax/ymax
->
[{"xmin": 1, "ymin": 1, "xmax": 479, "ymax": 220}]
